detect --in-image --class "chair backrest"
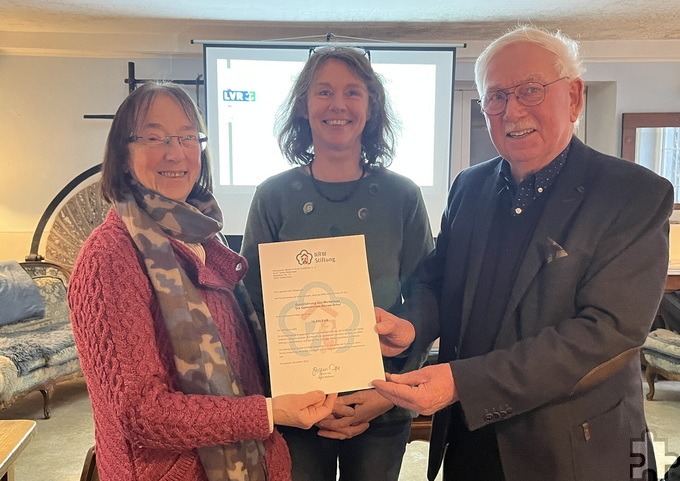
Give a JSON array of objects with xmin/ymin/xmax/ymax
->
[
  {"xmin": 27, "ymin": 168, "xmax": 109, "ymax": 273},
  {"xmin": 80, "ymin": 445, "xmax": 99, "ymax": 481},
  {"xmin": 43, "ymin": 181, "xmax": 109, "ymax": 271}
]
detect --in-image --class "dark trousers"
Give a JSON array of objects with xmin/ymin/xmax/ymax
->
[
  {"xmin": 280, "ymin": 419, "xmax": 411, "ymax": 481},
  {"xmin": 443, "ymin": 403, "xmax": 505, "ymax": 481}
]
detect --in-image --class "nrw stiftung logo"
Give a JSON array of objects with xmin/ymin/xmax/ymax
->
[{"xmin": 296, "ymin": 249, "xmax": 313, "ymax": 265}]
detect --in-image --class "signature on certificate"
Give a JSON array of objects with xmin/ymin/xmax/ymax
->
[{"xmin": 312, "ymin": 363, "xmax": 341, "ymax": 380}]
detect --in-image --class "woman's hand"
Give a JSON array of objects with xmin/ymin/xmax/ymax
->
[
  {"xmin": 315, "ymin": 389, "xmax": 394, "ymax": 440},
  {"xmin": 272, "ymin": 391, "xmax": 338, "ymax": 429}
]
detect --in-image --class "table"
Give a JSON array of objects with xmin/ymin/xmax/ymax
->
[
  {"xmin": 666, "ymin": 270, "xmax": 680, "ymax": 292},
  {"xmin": 0, "ymin": 420, "xmax": 36, "ymax": 481}
]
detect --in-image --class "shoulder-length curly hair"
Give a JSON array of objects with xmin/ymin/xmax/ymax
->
[
  {"xmin": 276, "ymin": 46, "xmax": 397, "ymax": 167},
  {"xmin": 100, "ymin": 82, "xmax": 213, "ymax": 203}
]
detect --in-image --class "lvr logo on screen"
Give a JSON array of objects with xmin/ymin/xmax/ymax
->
[{"xmin": 223, "ymin": 89, "xmax": 256, "ymax": 102}]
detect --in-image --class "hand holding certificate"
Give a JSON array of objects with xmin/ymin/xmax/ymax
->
[
  {"xmin": 373, "ymin": 307, "xmax": 416, "ymax": 357},
  {"xmin": 258, "ymin": 235, "xmax": 385, "ymax": 397}
]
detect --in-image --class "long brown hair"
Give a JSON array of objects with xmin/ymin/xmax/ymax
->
[{"xmin": 276, "ymin": 46, "xmax": 397, "ymax": 167}]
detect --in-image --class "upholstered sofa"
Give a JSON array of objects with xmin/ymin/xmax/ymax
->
[
  {"xmin": 0, "ymin": 260, "xmax": 81, "ymax": 418},
  {"xmin": 642, "ymin": 328, "xmax": 680, "ymax": 401}
]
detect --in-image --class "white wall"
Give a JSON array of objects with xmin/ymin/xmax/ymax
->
[
  {"xmin": 584, "ymin": 61, "xmax": 680, "ymax": 155},
  {"xmin": 455, "ymin": 57, "xmax": 680, "ymax": 157},
  {"xmin": 1, "ymin": 44, "xmax": 679, "ymax": 261},
  {"xmin": 0, "ymin": 55, "xmax": 203, "ymax": 261}
]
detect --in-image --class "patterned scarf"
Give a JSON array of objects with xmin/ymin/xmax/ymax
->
[{"xmin": 115, "ymin": 181, "xmax": 267, "ymax": 481}]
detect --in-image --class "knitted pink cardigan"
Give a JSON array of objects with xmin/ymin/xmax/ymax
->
[{"xmin": 68, "ymin": 210, "xmax": 291, "ymax": 481}]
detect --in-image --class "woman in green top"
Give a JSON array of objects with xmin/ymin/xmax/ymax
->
[{"xmin": 241, "ymin": 46, "xmax": 434, "ymax": 481}]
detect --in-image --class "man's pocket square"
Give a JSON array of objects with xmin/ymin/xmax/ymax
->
[{"xmin": 539, "ymin": 237, "xmax": 568, "ymax": 263}]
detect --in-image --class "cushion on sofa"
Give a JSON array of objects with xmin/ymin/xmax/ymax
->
[
  {"xmin": 33, "ymin": 274, "xmax": 69, "ymax": 320},
  {"xmin": 642, "ymin": 329, "xmax": 680, "ymax": 377},
  {"xmin": 0, "ymin": 260, "xmax": 45, "ymax": 326},
  {"xmin": 644, "ymin": 329, "xmax": 680, "ymax": 357}
]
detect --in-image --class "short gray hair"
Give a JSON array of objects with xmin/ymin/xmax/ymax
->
[{"xmin": 474, "ymin": 25, "xmax": 585, "ymax": 97}]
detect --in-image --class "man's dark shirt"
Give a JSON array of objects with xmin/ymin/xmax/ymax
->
[
  {"xmin": 461, "ymin": 146, "xmax": 570, "ymax": 359},
  {"xmin": 447, "ymin": 146, "xmax": 570, "ymax": 479}
]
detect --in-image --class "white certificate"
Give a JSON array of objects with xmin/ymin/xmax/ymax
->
[{"xmin": 258, "ymin": 235, "xmax": 385, "ymax": 397}]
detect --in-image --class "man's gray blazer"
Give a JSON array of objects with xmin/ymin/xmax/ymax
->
[{"xmin": 406, "ymin": 137, "xmax": 674, "ymax": 481}]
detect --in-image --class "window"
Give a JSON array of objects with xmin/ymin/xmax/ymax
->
[{"xmin": 622, "ymin": 112, "xmax": 680, "ymax": 205}]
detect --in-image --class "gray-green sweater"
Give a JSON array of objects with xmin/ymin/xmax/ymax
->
[{"xmin": 241, "ymin": 166, "xmax": 434, "ymax": 422}]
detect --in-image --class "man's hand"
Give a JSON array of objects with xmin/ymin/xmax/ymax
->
[
  {"xmin": 272, "ymin": 391, "xmax": 338, "ymax": 429},
  {"xmin": 374, "ymin": 307, "xmax": 415, "ymax": 357},
  {"xmin": 315, "ymin": 390, "xmax": 394, "ymax": 440},
  {"xmin": 371, "ymin": 364, "xmax": 457, "ymax": 416}
]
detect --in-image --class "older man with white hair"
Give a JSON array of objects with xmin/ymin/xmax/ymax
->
[{"xmin": 373, "ymin": 26, "xmax": 673, "ymax": 481}]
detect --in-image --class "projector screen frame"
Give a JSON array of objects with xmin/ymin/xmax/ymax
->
[{"xmin": 196, "ymin": 39, "xmax": 464, "ymax": 234}]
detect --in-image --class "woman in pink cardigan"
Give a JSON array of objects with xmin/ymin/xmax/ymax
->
[{"xmin": 68, "ymin": 82, "xmax": 337, "ymax": 481}]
